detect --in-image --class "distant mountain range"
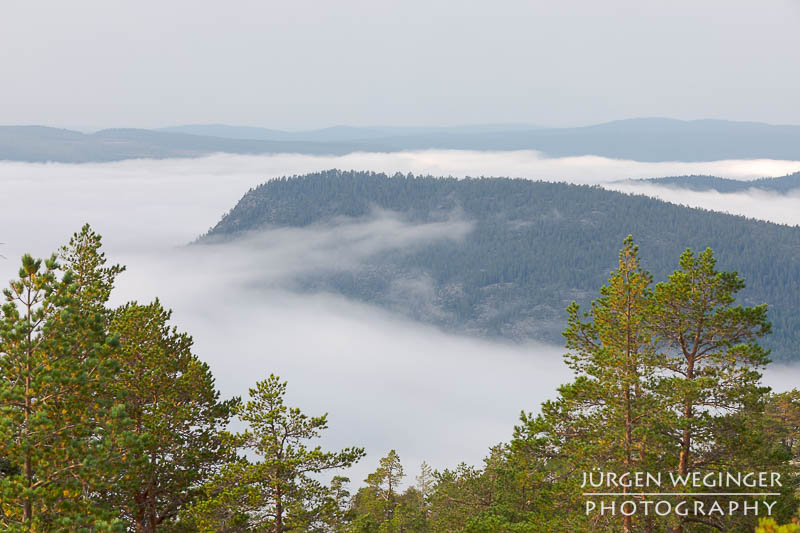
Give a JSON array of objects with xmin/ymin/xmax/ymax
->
[
  {"xmin": 0, "ymin": 125, "xmax": 368, "ymax": 163},
  {"xmin": 159, "ymin": 123, "xmax": 543, "ymax": 142},
  {"xmin": 3, "ymin": 118, "xmax": 800, "ymax": 162},
  {"xmin": 630, "ymin": 172, "xmax": 800, "ymax": 193},
  {"xmin": 200, "ymin": 170, "xmax": 800, "ymax": 362}
]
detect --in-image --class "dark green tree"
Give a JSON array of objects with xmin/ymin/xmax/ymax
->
[
  {"xmin": 513, "ymin": 237, "xmax": 662, "ymax": 532},
  {"xmin": 187, "ymin": 374, "xmax": 364, "ymax": 532},
  {"xmin": 650, "ymin": 248, "xmax": 780, "ymax": 532},
  {"xmin": 766, "ymin": 390, "xmax": 800, "ymax": 461},
  {"xmin": 348, "ymin": 451, "xmax": 431, "ymax": 533},
  {"xmin": 97, "ymin": 300, "xmax": 234, "ymax": 532},
  {"xmin": 0, "ymin": 226, "xmax": 127, "ymax": 531},
  {"xmin": 472, "ymin": 241, "xmax": 795, "ymax": 532}
]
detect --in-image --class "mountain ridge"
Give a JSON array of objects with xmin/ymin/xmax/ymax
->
[
  {"xmin": 630, "ymin": 172, "xmax": 800, "ymax": 193},
  {"xmin": 4, "ymin": 118, "xmax": 800, "ymax": 162}
]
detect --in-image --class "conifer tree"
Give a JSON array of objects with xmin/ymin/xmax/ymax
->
[
  {"xmin": 651, "ymin": 248, "xmax": 771, "ymax": 476},
  {"xmin": 514, "ymin": 237, "xmax": 661, "ymax": 532},
  {"xmin": 650, "ymin": 248, "xmax": 777, "ymax": 531},
  {"xmin": 416, "ymin": 461, "xmax": 434, "ymax": 517},
  {"xmin": 0, "ymin": 226, "xmax": 128, "ymax": 531},
  {"xmin": 767, "ymin": 390, "xmax": 800, "ymax": 461},
  {"xmin": 348, "ymin": 451, "xmax": 435, "ymax": 533},
  {"xmin": 366, "ymin": 450, "xmax": 405, "ymax": 519},
  {"xmin": 187, "ymin": 374, "xmax": 364, "ymax": 532},
  {"xmin": 506, "ymin": 243, "xmax": 796, "ymax": 531},
  {"xmin": 325, "ymin": 475, "xmax": 353, "ymax": 533},
  {"xmin": 425, "ymin": 448, "xmax": 531, "ymax": 533},
  {"xmin": 97, "ymin": 300, "xmax": 234, "ymax": 532}
]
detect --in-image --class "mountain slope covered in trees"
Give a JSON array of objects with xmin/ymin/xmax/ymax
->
[
  {"xmin": 202, "ymin": 170, "xmax": 800, "ymax": 362},
  {"xmin": 636, "ymin": 171, "xmax": 800, "ymax": 193}
]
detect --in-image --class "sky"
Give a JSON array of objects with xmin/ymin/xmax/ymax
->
[
  {"xmin": 1, "ymin": 153, "xmax": 798, "ymax": 482},
  {"xmin": 2, "ymin": 0, "xmax": 799, "ymax": 130}
]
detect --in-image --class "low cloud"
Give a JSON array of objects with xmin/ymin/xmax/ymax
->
[
  {"xmin": 1, "ymin": 152, "xmax": 798, "ymax": 483},
  {"xmin": 117, "ymin": 220, "xmax": 569, "ymax": 483},
  {"xmin": 2, "ymin": 151, "xmax": 798, "ymax": 240},
  {"xmin": 127, "ymin": 283, "xmax": 567, "ymax": 484},
  {"xmin": 176, "ymin": 211, "xmax": 473, "ymax": 288},
  {"xmin": 0, "ymin": 160, "xmax": 566, "ymax": 481},
  {"xmin": 4, "ymin": 150, "xmax": 799, "ymax": 185},
  {"xmin": 607, "ymin": 182, "xmax": 800, "ymax": 226}
]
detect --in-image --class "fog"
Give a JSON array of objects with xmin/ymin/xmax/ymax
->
[
  {"xmin": 1, "ymin": 151, "xmax": 798, "ymax": 248},
  {"xmin": 0, "ymin": 155, "xmax": 570, "ymax": 483},
  {"xmin": 1, "ymin": 152, "xmax": 798, "ymax": 484},
  {"xmin": 607, "ymin": 182, "xmax": 800, "ymax": 226}
]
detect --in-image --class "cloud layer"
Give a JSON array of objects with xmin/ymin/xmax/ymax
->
[
  {"xmin": 1, "ymin": 151, "xmax": 798, "ymax": 483},
  {"xmin": 607, "ymin": 182, "xmax": 800, "ymax": 226},
  {"xmin": 2, "ymin": 150, "xmax": 798, "ymax": 249}
]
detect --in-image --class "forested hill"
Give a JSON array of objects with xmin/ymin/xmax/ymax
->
[
  {"xmin": 636, "ymin": 171, "xmax": 800, "ymax": 193},
  {"xmin": 203, "ymin": 170, "xmax": 800, "ymax": 361}
]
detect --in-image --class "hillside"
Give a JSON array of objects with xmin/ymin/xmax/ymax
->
[
  {"xmin": 636, "ymin": 172, "xmax": 800, "ymax": 193},
  {"xmin": 4, "ymin": 118, "xmax": 800, "ymax": 162},
  {"xmin": 202, "ymin": 170, "xmax": 800, "ymax": 362}
]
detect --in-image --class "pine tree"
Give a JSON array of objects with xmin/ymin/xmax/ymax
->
[
  {"xmin": 416, "ymin": 461, "xmax": 434, "ymax": 517},
  {"xmin": 366, "ymin": 450, "xmax": 405, "ymax": 520},
  {"xmin": 324, "ymin": 475, "xmax": 353, "ymax": 533},
  {"xmin": 514, "ymin": 237, "xmax": 661, "ymax": 532},
  {"xmin": 425, "ymin": 448, "xmax": 534, "ymax": 533},
  {"xmin": 766, "ymin": 390, "xmax": 800, "ymax": 460},
  {"xmin": 349, "ymin": 451, "xmax": 433, "ymax": 533},
  {"xmin": 0, "ymin": 226, "xmax": 127, "ymax": 531},
  {"xmin": 187, "ymin": 374, "xmax": 364, "ymax": 532},
  {"xmin": 650, "ymin": 248, "xmax": 776, "ymax": 531},
  {"xmin": 97, "ymin": 300, "xmax": 234, "ymax": 532}
]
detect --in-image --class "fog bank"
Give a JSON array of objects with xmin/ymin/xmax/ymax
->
[
  {"xmin": 1, "ymin": 152, "xmax": 798, "ymax": 483},
  {"xmin": 607, "ymin": 182, "xmax": 800, "ymax": 226}
]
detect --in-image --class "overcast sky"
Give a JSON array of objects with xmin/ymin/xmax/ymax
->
[{"xmin": 2, "ymin": 0, "xmax": 799, "ymax": 130}]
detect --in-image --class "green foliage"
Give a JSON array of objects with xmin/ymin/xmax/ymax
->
[
  {"xmin": 0, "ymin": 225, "xmax": 128, "ymax": 531},
  {"xmin": 203, "ymin": 170, "xmax": 800, "ymax": 362},
  {"xmin": 513, "ymin": 238, "xmax": 665, "ymax": 532},
  {"xmin": 756, "ymin": 517, "xmax": 800, "ymax": 533},
  {"xmin": 349, "ymin": 451, "xmax": 429, "ymax": 533},
  {"xmin": 767, "ymin": 390, "xmax": 800, "ymax": 461},
  {"xmin": 95, "ymin": 300, "xmax": 235, "ymax": 532},
  {"xmin": 452, "ymin": 239, "xmax": 798, "ymax": 532},
  {"xmin": 187, "ymin": 374, "xmax": 365, "ymax": 532},
  {"xmin": 649, "ymin": 248, "xmax": 772, "ymax": 480}
]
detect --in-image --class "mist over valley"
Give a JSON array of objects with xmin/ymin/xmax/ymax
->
[{"xmin": 1, "ymin": 154, "xmax": 798, "ymax": 481}]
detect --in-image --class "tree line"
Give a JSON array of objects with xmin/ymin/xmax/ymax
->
[{"xmin": 0, "ymin": 226, "xmax": 798, "ymax": 532}]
